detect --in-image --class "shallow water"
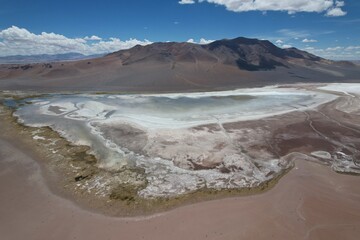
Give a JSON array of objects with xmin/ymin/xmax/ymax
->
[
  {"xmin": 16, "ymin": 88, "xmax": 331, "ymax": 129},
  {"xmin": 13, "ymin": 87, "xmax": 336, "ymax": 197}
]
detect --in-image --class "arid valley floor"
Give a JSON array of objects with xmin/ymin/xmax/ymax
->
[{"xmin": 1, "ymin": 83, "xmax": 360, "ymax": 239}]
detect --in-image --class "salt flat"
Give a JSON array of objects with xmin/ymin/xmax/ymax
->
[
  {"xmin": 18, "ymin": 86, "xmax": 335, "ymax": 129},
  {"xmin": 10, "ymin": 85, "xmax": 348, "ymax": 198}
]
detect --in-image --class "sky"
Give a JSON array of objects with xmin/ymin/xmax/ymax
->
[{"xmin": 0, "ymin": 0, "xmax": 359, "ymax": 60}]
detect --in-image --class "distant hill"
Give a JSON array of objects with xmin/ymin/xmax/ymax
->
[
  {"xmin": 0, "ymin": 52, "xmax": 103, "ymax": 64},
  {"xmin": 0, "ymin": 37, "xmax": 359, "ymax": 92}
]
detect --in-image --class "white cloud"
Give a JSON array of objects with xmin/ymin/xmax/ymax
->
[
  {"xmin": 90, "ymin": 37, "xmax": 152, "ymax": 54},
  {"xmin": 326, "ymin": 46, "xmax": 343, "ymax": 51},
  {"xmin": 273, "ymin": 38, "xmax": 295, "ymax": 49},
  {"xmin": 336, "ymin": 0, "xmax": 345, "ymax": 7},
  {"xmin": 302, "ymin": 38, "xmax": 318, "ymax": 43},
  {"xmin": 179, "ymin": 0, "xmax": 195, "ymax": 4},
  {"xmin": 199, "ymin": 38, "xmax": 215, "ymax": 44},
  {"xmin": 0, "ymin": 26, "xmax": 152, "ymax": 56},
  {"xmin": 346, "ymin": 46, "xmax": 360, "ymax": 51},
  {"xmin": 277, "ymin": 29, "xmax": 310, "ymax": 39},
  {"xmin": 326, "ymin": 0, "xmax": 347, "ymax": 16},
  {"xmin": 274, "ymin": 39, "xmax": 292, "ymax": 49},
  {"xmin": 182, "ymin": 0, "xmax": 347, "ymax": 17},
  {"xmin": 84, "ymin": 35, "xmax": 102, "ymax": 41},
  {"xmin": 187, "ymin": 38, "xmax": 214, "ymax": 44},
  {"xmin": 326, "ymin": 7, "xmax": 347, "ymax": 17},
  {"xmin": 303, "ymin": 44, "xmax": 360, "ymax": 60}
]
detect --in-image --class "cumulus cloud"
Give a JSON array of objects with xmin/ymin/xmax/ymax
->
[
  {"xmin": 179, "ymin": 0, "xmax": 195, "ymax": 4},
  {"xmin": 273, "ymin": 39, "xmax": 293, "ymax": 49},
  {"xmin": 302, "ymin": 38, "xmax": 318, "ymax": 43},
  {"xmin": 199, "ymin": 38, "xmax": 215, "ymax": 44},
  {"xmin": 187, "ymin": 38, "xmax": 215, "ymax": 44},
  {"xmin": 84, "ymin": 35, "xmax": 102, "ymax": 41},
  {"xmin": 181, "ymin": 0, "xmax": 347, "ymax": 17},
  {"xmin": 303, "ymin": 45, "xmax": 360, "ymax": 60},
  {"xmin": 326, "ymin": 0, "xmax": 347, "ymax": 16},
  {"xmin": 326, "ymin": 7, "xmax": 347, "ymax": 16},
  {"xmin": 0, "ymin": 26, "xmax": 152, "ymax": 56}
]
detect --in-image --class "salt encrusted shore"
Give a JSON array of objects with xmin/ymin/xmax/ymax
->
[
  {"xmin": 1, "ymin": 124, "xmax": 360, "ymax": 240},
  {"xmin": 1, "ymin": 83, "xmax": 360, "ymax": 216}
]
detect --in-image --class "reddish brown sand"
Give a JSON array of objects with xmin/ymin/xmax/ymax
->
[{"xmin": 1, "ymin": 136, "xmax": 360, "ymax": 240}]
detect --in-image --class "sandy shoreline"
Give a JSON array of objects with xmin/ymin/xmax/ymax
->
[
  {"xmin": 1, "ymin": 84, "xmax": 360, "ymax": 239},
  {"xmin": 0, "ymin": 102, "xmax": 290, "ymax": 216},
  {"xmin": 1, "ymin": 133, "xmax": 360, "ymax": 240}
]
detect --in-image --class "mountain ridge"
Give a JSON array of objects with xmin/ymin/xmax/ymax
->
[
  {"xmin": 0, "ymin": 36, "xmax": 359, "ymax": 92},
  {"xmin": 108, "ymin": 37, "xmax": 331, "ymax": 71},
  {"xmin": 0, "ymin": 52, "xmax": 103, "ymax": 64}
]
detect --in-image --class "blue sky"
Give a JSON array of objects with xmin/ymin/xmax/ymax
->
[{"xmin": 0, "ymin": 0, "xmax": 359, "ymax": 59}]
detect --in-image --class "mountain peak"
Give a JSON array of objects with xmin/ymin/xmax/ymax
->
[
  {"xmin": 109, "ymin": 36, "xmax": 325, "ymax": 71},
  {"xmin": 1, "ymin": 36, "xmax": 358, "ymax": 92}
]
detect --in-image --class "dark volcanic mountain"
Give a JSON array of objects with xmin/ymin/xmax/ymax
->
[
  {"xmin": 112, "ymin": 37, "xmax": 323, "ymax": 71},
  {"xmin": 0, "ymin": 37, "xmax": 359, "ymax": 92}
]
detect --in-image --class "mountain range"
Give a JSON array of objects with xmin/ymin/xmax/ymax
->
[
  {"xmin": 0, "ymin": 37, "xmax": 359, "ymax": 92},
  {"xmin": 0, "ymin": 53, "xmax": 103, "ymax": 64}
]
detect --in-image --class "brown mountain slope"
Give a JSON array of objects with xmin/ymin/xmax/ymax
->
[
  {"xmin": 0, "ymin": 37, "xmax": 359, "ymax": 92},
  {"xmin": 109, "ymin": 37, "xmax": 323, "ymax": 71}
]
